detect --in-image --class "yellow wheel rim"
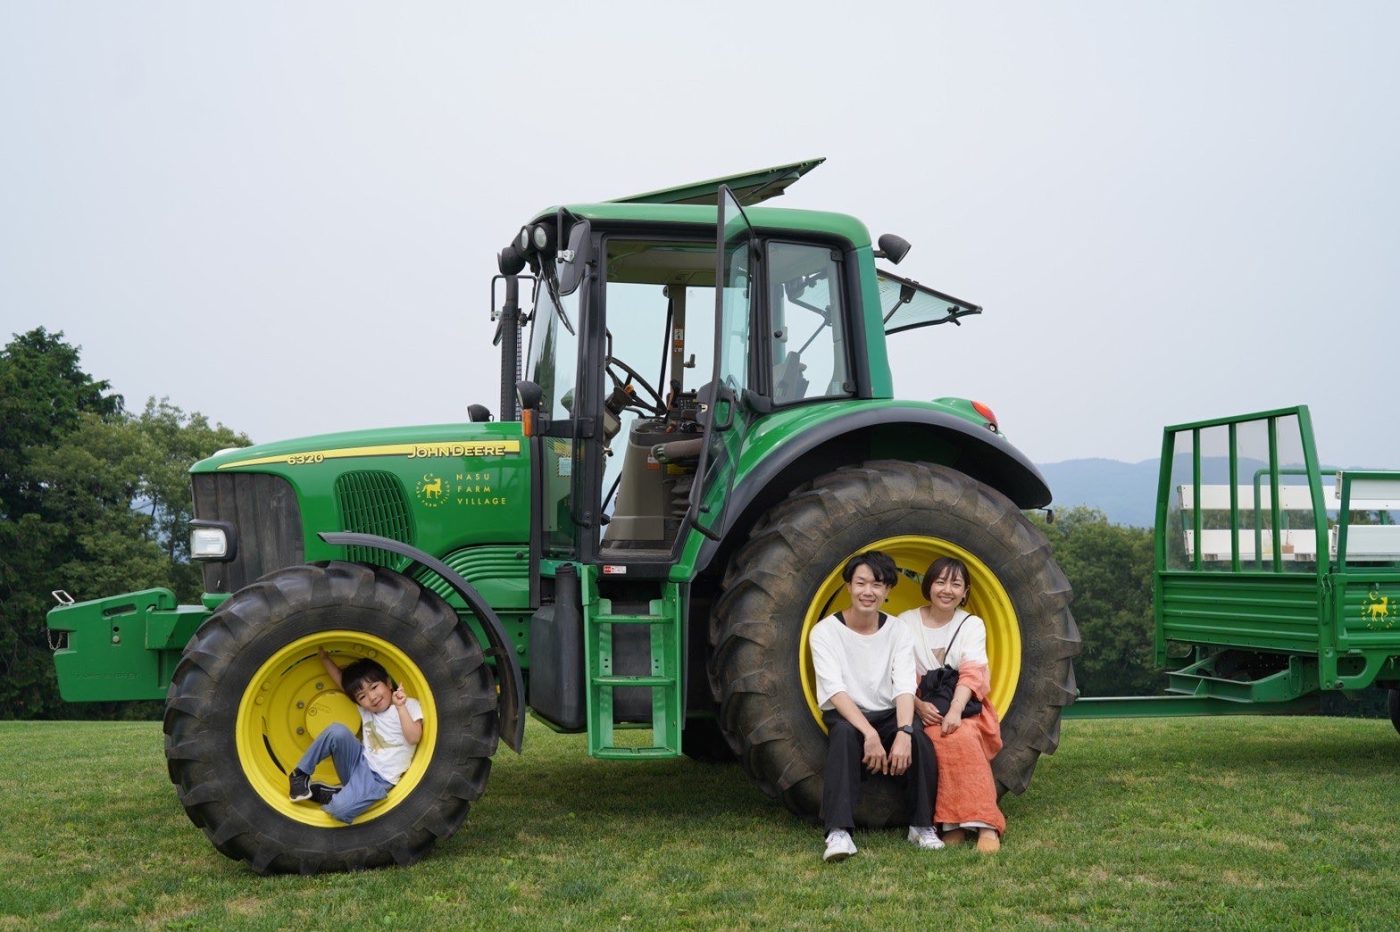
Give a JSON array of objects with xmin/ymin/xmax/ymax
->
[
  {"xmin": 235, "ymin": 631, "xmax": 437, "ymax": 827},
  {"xmin": 798, "ymin": 535, "xmax": 1022, "ymax": 729}
]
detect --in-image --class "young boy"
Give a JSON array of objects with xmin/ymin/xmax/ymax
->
[{"xmin": 288, "ymin": 647, "xmax": 425, "ymax": 824}]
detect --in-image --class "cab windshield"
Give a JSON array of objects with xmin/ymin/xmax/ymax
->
[{"xmin": 524, "ymin": 275, "xmax": 579, "ymax": 422}]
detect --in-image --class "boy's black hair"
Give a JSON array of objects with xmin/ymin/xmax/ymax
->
[
  {"xmin": 841, "ymin": 550, "xmax": 898, "ymax": 588},
  {"xmin": 341, "ymin": 658, "xmax": 392, "ymax": 700}
]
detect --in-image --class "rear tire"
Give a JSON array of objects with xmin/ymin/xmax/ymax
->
[
  {"xmin": 710, "ymin": 461, "xmax": 1078, "ymax": 826},
  {"xmin": 681, "ymin": 716, "xmax": 739, "ymax": 763},
  {"xmin": 1389, "ymin": 688, "xmax": 1400, "ymax": 737},
  {"xmin": 164, "ymin": 562, "xmax": 498, "ymax": 873}
]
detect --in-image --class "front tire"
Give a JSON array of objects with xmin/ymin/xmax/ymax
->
[
  {"xmin": 163, "ymin": 562, "xmax": 498, "ymax": 873},
  {"xmin": 710, "ymin": 461, "xmax": 1078, "ymax": 826}
]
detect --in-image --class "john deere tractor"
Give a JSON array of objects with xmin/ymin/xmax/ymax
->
[{"xmin": 48, "ymin": 160, "xmax": 1079, "ymax": 873}]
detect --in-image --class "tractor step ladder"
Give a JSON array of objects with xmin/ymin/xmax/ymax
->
[{"xmin": 580, "ymin": 567, "xmax": 683, "ymax": 759}]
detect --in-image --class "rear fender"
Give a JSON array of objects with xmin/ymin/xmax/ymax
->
[{"xmin": 695, "ymin": 407, "xmax": 1052, "ymax": 576}]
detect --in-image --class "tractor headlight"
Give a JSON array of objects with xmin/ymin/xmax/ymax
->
[{"xmin": 190, "ymin": 520, "xmax": 237, "ymax": 561}]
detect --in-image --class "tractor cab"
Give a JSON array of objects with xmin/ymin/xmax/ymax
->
[
  {"xmin": 502, "ymin": 162, "xmax": 985, "ymax": 575},
  {"xmin": 506, "ymin": 180, "xmax": 871, "ymax": 571}
]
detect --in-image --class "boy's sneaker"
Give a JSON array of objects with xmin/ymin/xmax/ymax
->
[
  {"xmin": 908, "ymin": 825, "xmax": 946, "ymax": 850},
  {"xmin": 309, "ymin": 783, "xmax": 341, "ymax": 806},
  {"xmin": 288, "ymin": 769, "xmax": 312, "ymax": 802},
  {"xmin": 823, "ymin": 829, "xmax": 858, "ymax": 862}
]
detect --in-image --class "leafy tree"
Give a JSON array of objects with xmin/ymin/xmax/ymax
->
[
  {"xmin": 0, "ymin": 327, "xmax": 123, "ymax": 517},
  {"xmin": 134, "ymin": 398, "xmax": 247, "ymax": 600},
  {"xmin": 0, "ymin": 330, "xmax": 128, "ymax": 717},
  {"xmin": 1032, "ymin": 507, "xmax": 1160, "ymax": 697},
  {"xmin": 0, "ymin": 330, "xmax": 247, "ymax": 718}
]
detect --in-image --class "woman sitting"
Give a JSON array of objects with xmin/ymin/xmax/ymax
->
[{"xmin": 897, "ymin": 556, "xmax": 1005, "ymax": 852}]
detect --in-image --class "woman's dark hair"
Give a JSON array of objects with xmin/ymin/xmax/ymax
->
[
  {"xmin": 920, "ymin": 556, "xmax": 971, "ymax": 602},
  {"xmin": 341, "ymin": 658, "xmax": 392, "ymax": 699},
  {"xmin": 841, "ymin": 550, "xmax": 898, "ymax": 588}
]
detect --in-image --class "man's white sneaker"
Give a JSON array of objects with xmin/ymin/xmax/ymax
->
[
  {"xmin": 823, "ymin": 829, "xmax": 858, "ymax": 862},
  {"xmin": 908, "ymin": 825, "xmax": 946, "ymax": 850}
]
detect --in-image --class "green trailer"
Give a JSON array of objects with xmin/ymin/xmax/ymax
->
[
  {"xmin": 46, "ymin": 160, "xmax": 1080, "ymax": 873},
  {"xmin": 1067, "ymin": 405, "xmax": 1400, "ymax": 725}
]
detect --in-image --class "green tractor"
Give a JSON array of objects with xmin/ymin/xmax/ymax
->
[{"xmin": 47, "ymin": 160, "xmax": 1079, "ymax": 873}]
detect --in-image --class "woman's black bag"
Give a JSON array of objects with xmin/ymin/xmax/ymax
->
[{"xmin": 915, "ymin": 615, "xmax": 983, "ymax": 717}]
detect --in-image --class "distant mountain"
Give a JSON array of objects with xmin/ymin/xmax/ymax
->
[
  {"xmin": 1036, "ymin": 458, "xmax": 1160, "ymax": 528},
  {"xmin": 1037, "ymin": 455, "xmax": 1285, "ymax": 528}
]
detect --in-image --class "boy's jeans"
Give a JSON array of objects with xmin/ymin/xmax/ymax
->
[{"xmin": 295, "ymin": 722, "xmax": 392, "ymax": 823}]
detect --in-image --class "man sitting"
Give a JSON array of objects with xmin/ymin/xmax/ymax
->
[{"xmin": 809, "ymin": 551, "xmax": 942, "ymax": 861}]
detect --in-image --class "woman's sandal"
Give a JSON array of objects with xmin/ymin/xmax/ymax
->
[{"xmin": 976, "ymin": 830, "xmax": 1001, "ymax": 853}]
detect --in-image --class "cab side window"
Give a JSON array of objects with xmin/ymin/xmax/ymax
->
[{"xmin": 766, "ymin": 242, "xmax": 853, "ymax": 404}]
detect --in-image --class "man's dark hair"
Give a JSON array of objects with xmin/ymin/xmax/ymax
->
[
  {"xmin": 841, "ymin": 550, "xmax": 898, "ymax": 588},
  {"xmin": 341, "ymin": 658, "xmax": 392, "ymax": 699}
]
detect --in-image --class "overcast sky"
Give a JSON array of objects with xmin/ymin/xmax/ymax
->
[{"xmin": 4, "ymin": 2, "xmax": 1398, "ymax": 469}]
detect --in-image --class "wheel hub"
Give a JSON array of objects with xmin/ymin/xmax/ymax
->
[{"xmin": 235, "ymin": 631, "xmax": 437, "ymax": 827}]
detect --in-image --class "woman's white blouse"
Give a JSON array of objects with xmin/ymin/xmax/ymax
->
[{"xmin": 896, "ymin": 607, "xmax": 989, "ymax": 676}]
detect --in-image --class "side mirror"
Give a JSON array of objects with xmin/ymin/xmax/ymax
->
[
  {"xmin": 874, "ymin": 233, "xmax": 911, "ymax": 265},
  {"xmin": 556, "ymin": 219, "xmax": 592, "ymax": 296}
]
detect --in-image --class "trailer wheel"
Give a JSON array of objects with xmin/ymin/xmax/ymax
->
[
  {"xmin": 1389, "ymin": 689, "xmax": 1400, "ymax": 737},
  {"xmin": 710, "ymin": 461, "xmax": 1078, "ymax": 826},
  {"xmin": 163, "ymin": 562, "xmax": 498, "ymax": 873}
]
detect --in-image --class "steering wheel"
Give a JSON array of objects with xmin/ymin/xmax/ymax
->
[{"xmin": 605, "ymin": 356, "xmax": 667, "ymax": 417}]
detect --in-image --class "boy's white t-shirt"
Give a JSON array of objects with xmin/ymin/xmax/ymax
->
[
  {"xmin": 359, "ymin": 698, "xmax": 423, "ymax": 784},
  {"xmin": 809, "ymin": 613, "xmax": 916, "ymax": 712}
]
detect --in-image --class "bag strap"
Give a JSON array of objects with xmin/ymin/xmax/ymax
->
[
  {"xmin": 944, "ymin": 613, "xmax": 970, "ymax": 661},
  {"xmin": 918, "ymin": 609, "xmax": 970, "ymax": 669}
]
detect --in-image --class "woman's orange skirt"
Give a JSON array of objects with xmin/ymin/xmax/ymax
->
[{"xmin": 921, "ymin": 661, "xmax": 1006, "ymax": 835}]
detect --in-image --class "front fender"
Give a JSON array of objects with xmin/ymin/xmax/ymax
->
[{"xmin": 319, "ymin": 532, "xmax": 526, "ymax": 753}]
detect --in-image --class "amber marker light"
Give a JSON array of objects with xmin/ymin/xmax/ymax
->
[{"xmin": 971, "ymin": 400, "xmax": 999, "ymax": 432}]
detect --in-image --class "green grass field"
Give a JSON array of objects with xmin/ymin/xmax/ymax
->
[{"xmin": 1, "ymin": 716, "xmax": 1397, "ymax": 929}]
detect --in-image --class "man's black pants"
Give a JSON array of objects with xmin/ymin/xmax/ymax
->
[{"xmin": 820, "ymin": 708, "xmax": 937, "ymax": 834}]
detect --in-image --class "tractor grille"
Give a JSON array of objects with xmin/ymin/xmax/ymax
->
[
  {"xmin": 192, "ymin": 473, "xmax": 304, "ymax": 593},
  {"xmin": 334, "ymin": 470, "xmax": 413, "ymax": 569}
]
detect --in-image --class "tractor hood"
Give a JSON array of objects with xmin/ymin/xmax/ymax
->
[{"xmin": 192, "ymin": 422, "xmax": 522, "ymax": 473}]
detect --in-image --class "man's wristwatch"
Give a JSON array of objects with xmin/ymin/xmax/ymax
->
[{"xmin": 897, "ymin": 724, "xmax": 915, "ymax": 735}]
